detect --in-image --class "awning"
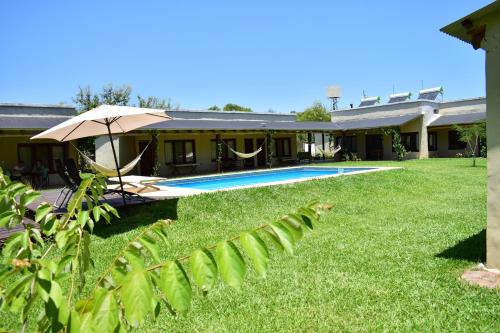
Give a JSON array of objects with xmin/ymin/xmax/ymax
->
[
  {"xmin": 428, "ymin": 111, "xmax": 486, "ymax": 127},
  {"xmin": 0, "ymin": 116, "xmax": 72, "ymax": 130},
  {"xmin": 332, "ymin": 113, "xmax": 421, "ymax": 131}
]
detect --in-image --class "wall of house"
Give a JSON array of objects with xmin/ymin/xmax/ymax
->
[
  {"xmin": 0, "ymin": 135, "xmax": 78, "ymax": 185},
  {"xmin": 102, "ymin": 132, "xmax": 298, "ymax": 176}
]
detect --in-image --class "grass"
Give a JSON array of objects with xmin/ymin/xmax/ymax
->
[{"xmin": 4, "ymin": 158, "xmax": 500, "ymax": 331}]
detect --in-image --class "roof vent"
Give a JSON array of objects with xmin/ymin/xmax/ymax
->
[
  {"xmin": 417, "ymin": 87, "xmax": 443, "ymax": 101},
  {"xmin": 359, "ymin": 96, "xmax": 380, "ymax": 107},
  {"xmin": 388, "ymin": 92, "xmax": 411, "ymax": 103}
]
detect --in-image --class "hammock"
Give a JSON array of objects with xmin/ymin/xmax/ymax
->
[
  {"xmin": 229, "ymin": 146, "xmax": 262, "ymax": 159},
  {"xmin": 317, "ymin": 145, "xmax": 342, "ymax": 157},
  {"xmin": 72, "ymin": 142, "xmax": 151, "ymax": 177},
  {"xmin": 221, "ymin": 138, "xmax": 266, "ymax": 159}
]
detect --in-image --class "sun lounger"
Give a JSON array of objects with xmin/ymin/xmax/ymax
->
[{"xmin": 108, "ymin": 175, "xmax": 165, "ymax": 194}]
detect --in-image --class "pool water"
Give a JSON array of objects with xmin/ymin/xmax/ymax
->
[{"xmin": 155, "ymin": 167, "xmax": 375, "ymax": 191}]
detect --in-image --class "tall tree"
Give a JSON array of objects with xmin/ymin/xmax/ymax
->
[
  {"xmin": 296, "ymin": 102, "xmax": 331, "ymax": 122},
  {"xmin": 223, "ymin": 103, "xmax": 252, "ymax": 112},
  {"xmin": 453, "ymin": 121, "xmax": 486, "ymax": 167}
]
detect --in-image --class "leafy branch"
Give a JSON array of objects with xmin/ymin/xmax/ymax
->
[{"xmin": 0, "ymin": 167, "xmax": 332, "ymax": 332}]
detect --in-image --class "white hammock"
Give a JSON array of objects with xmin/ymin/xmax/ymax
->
[
  {"xmin": 317, "ymin": 145, "xmax": 342, "ymax": 157},
  {"xmin": 73, "ymin": 143, "xmax": 151, "ymax": 177},
  {"xmin": 229, "ymin": 146, "xmax": 262, "ymax": 159}
]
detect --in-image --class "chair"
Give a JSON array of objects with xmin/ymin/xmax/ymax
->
[
  {"xmin": 54, "ymin": 159, "xmax": 76, "ymax": 208},
  {"xmin": 65, "ymin": 158, "xmax": 149, "ymax": 204}
]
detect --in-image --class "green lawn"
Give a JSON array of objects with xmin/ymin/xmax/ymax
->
[{"xmin": 5, "ymin": 158, "xmax": 500, "ymax": 331}]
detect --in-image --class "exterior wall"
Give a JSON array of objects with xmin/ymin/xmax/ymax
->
[
  {"xmin": 166, "ymin": 109, "xmax": 296, "ymax": 122},
  {"xmin": 486, "ymin": 24, "xmax": 500, "ymax": 269},
  {"xmin": 100, "ymin": 132, "xmax": 298, "ymax": 177},
  {"xmin": 0, "ymin": 134, "xmax": 78, "ymax": 185}
]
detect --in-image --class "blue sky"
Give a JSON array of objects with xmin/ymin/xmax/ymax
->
[{"xmin": 0, "ymin": 0, "xmax": 492, "ymax": 112}]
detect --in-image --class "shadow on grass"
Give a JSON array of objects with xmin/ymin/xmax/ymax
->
[
  {"xmin": 436, "ymin": 229, "xmax": 486, "ymax": 262},
  {"xmin": 93, "ymin": 198, "xmax": 179, "ymax": 239}
]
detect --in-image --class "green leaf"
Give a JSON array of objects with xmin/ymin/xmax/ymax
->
[
  {"xmin": 239, "ymin": 231, "xmax": 270, "ymax": 277},
  {"xmin": 20, "ymin": 190, "xmax": 40, "ymax": 206},
  {"xmin": 35, "ymin": 202, "xmax": 52, "ymax": 222},
  {"xmin": 91, "ymin": 288, "xmax": 119, "ymax": 333},
  {"xmin": 138, "ymin": 233, "xmax": 161, "ymax": 263},
  {"xmin": 281, "ymin": 215, "xmax": 304, "ymax": 241},
  {"xmin": 120, "ymin": 269, "xmax": 153, "ymax": 327},
  {"xmin": 92, "ymin": 206, "xmax": 100, "ymax": 223},
  {"xmin": 269, "ymin": 222, "xmax": 295, "ymax": 255},
  {"xmin": 159, "ymin": 261, "xmax": 192, "ymax": 313},
  {"xmin": 215, "ymin": 241, "xmax": 246, "ymax": 289},
  {"xmin": 0, "ymin": 210, "xmax": 15, "ymax": 228},
  {"xmin": 68, "ymin": 310, "xmax": 82, "ymax": 333},
  {"xmin": 55, "ymin": 230, "xmax": 69, "ymax": 249},
  {"xmin": 264, "ymin": 229, "xmax": 284, "ymax": 252},
  {"xmin": 190, "ymin": 248, "xmax": 218, "ymax": 292},
  {"xmin": 40, "ymin": 214, "xmax": 59, "ymax": 235},
  {"xmin": 77, "ymin": 210, "xmax": 90, "ymax": 227}
]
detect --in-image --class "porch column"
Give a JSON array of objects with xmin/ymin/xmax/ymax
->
[
  {"xmin": 266, "ymin": 131, "xmax": 273, "ymax": 168},
  {"xmin": 487, "ymin": 45, "xmax": 500, "ymax": 269},
  {"xmin": 307, "ymin": 132, "xmax": 312, "ymax": 164},
  {"xmin": 216, "ymin": 134, "xmax": 222, "ymax": 173},
  {"xmin": 321, "ymin": 132, "xmax": 326, "ymax": 160}
]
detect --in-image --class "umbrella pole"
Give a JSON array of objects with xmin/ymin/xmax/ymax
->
[{"xmin": 106, "ymin": 122, "xmax": 127, "ymax": 206}]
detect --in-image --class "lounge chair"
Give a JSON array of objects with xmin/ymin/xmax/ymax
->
[
  {"xmin": 54, "ymin": 159, "xmax": 77, "ymax": 208},
  {"xmin": 64, "ymin": 158, "xmax": 151, "ymax": 204}
]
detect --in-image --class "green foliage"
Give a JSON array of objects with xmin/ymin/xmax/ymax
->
[
  {"xmin": 223, "ymin": 103, "xmax": 252, "ymax": 112},
  {"xmin": 296, "ymin": 102, "xmax": 331, "ymax": 122},
  {"xmin": 207, "ymin": 105, "xmax": 221, "ymax": 111},
  {"xmin": 453, "ymin": 121, "xmax": 486, "ymax": 167},
  {"xmin": 0, "ymin": 167, "xmax": 331, "ymax": 332},
  {"xmin": 382, "ymin": 128, "xmax": 406, "ymax": 161}
]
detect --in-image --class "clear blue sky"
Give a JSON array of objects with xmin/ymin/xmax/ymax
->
[{"xmin": 0, "ymin": 0, "xmax": 492, "ymax": 112}]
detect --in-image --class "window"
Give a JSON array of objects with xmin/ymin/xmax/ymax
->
[
  {"xmin": 448, "ymin": 130, "xmax": 466, "ymax": 150},
  {"xmin": 428, "ymin": 132, "xmax": 437, "ymax": 151},
  {"xmin": 399, "ymin": 132, "xmax": 419, "ymax": 152},
  {"xmin": 211, "ymin": 139, "xmax": 236, "ymax": 161},
  {"xmin": 17, "ymin": 143, "xmax": 67, "ymax": 173},
  {"xmin": 274, "ymin": 138, "xmax": 291, "ymax": 157},
  {"xmin": 335, "ymin": 136, "xmax": 357, "ymax": 153},
  {"xmin": 164, "ymin": 140, "xmax": 196, "ymax": 164}
]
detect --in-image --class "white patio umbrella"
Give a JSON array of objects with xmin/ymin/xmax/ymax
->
[{"xmin": 31, "ymin": 104, "xmax": 172, "ymax": 204}]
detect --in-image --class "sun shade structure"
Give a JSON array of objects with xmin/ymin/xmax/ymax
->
[
  {"xmin": 332, "ymin": 113, "xmax": 421, "ymax": 131},
  {"xmin": 429, "ymin": 111, "xmax": 486, "ymax": 127},
  {"xmin": 31, "ymin": 105, "xmax": 172, "ymax": 204}
]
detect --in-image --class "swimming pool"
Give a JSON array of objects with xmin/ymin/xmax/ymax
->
[{"xmin": 155, "ymin": 167, "xmax": 378, "ymax": 191}]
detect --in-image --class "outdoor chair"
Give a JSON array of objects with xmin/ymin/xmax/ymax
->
[
  {"xmin": 54, "ymin": 159, "xmax": 77, "ymax": 208},
  {"xmin": 64, "ymin": 158, "xmax": 150, "ymax": 204}
]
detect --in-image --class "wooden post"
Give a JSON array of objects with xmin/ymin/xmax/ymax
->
[
  {"xmin": 321, "ymin": 132, "xmax": 326, "ymax": 160},
  {"xmin": 216, "ymin": 134, "xmax": 222, "ymax": 173},
  {"xmin": 266, "ymin": 131, "xmax": 273, "ymax": 168},
  {"xmin": 308, "ymin": 132, "xmax": 312, "ymax": 164}
]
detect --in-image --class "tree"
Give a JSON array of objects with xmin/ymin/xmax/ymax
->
[
  {"xmin": 207, "ymin": 105, "xmax": 221, "ymax": 111},
  {"xmin": 382, "ymin": 128, "xmax": 407, "ymax": 161},
  {"xmin": 0, "ymin": 171, "xmax": 331, "ymax": 332},
  {"xmin": 296, "ymin": 102, "xmax": 331, "ymax": 122},
  {"xmin": 223, "ymin": 103, "xmax": 252, "ymax": 112},
  {"xmin": 137, "ymin": 96, "xmax": 173, "ymax": 176},
  {"xmin": 72, "ymin": 85, "xmax": 132, "ymax": 170},
  {"xmin": 453, "ymin": 121, "xmax": 486, "ymax": 167}
]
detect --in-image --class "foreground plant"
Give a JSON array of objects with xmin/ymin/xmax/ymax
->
[{"xmin": 0, "ymin": 170, "xmax": 331, "ymax": 332}]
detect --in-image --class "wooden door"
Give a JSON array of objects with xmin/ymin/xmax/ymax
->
[
  {"xmin": 139, "ymin": 141, "xmax": 154, "ymax": 176},
  {"xmin": 244, "ymin": 139, "xmax": 255, "ymax": 168},
  {"xmin": 365, "ymin": 134, "xmax": 383, "ymax": 161},
  {"xmin": 256, "ymin": 138, "xmax": 266, "ymax": 167}
]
